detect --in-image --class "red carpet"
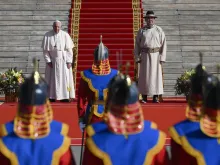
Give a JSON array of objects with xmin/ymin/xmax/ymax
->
[
  {"xmin": 0, "ymin": 101, "xmax": 187, "ymax": 146},
  {"xmin": 68, "ymin": 0, "xmax": 141, "ymax": 94}
]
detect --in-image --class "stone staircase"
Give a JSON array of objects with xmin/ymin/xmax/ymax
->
[
  {"xmin": 142, "ymin": 0, "xmax": 220, "ymax": 96},
  {"xmin": 0, "ymin": 0, "xmax": 71, "ymax": 77}
]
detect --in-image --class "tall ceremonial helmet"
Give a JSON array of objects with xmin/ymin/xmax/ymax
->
[
  {"xmin": 92, "ymin": 35, "xmax": 111, "ymax": 75},
  {"xmin": 104, "ymin": 66, "xmax": 144, "ymax": 136},
  {"xmin": 200, "ymin": 74, "xmax": 220, "ymax": 137},
  {"xmin": 14, "ymin": 58, "xmax": 52, "ymax": 139},
  {"xmin": 186, "ymin": 63, "xmax": 208, "ymax": 121}
]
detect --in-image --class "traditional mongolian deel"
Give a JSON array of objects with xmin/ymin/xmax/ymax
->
[{"xmin": 134, "ymin": 14, "xmax": 167, "ymax": 96}]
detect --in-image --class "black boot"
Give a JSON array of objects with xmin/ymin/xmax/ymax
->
[
  {"xmin": 60, "ymin": 99, "xmax": 70, "ymax": 102},
  {"xmin": 140, "ymin": 95, "xmax": 147, "ymax": 103},
  {"xmin": 153, "ymin": 95, "xmax": 159, "ymax": 103},
  {"xmin": 49, "ymin": 99, "xmax": 56, "ymax": 102}
]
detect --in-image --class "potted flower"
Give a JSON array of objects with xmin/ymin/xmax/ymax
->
[
  {"xmin": 174, "ymin": 68, "xmax": 196, "ymax": 100},
  {"xmin": 0, "ymin": 68, "xmax": 25, "ymax": 102}
]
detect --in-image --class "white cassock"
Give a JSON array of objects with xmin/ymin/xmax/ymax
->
[
  {"xmin": 134, "ymin": 25, "xmax": 167, "ymax": 95},
  {"xmin": 41, "ymin": 30, "xmax": 75, "ymax": 100}
]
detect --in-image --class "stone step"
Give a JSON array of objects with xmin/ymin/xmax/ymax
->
[
  {"xmin": 0, "ymin": 15, "xmax": 69, "ymax": 21},
  {"xmin": 160, "ymin": 24, "xmax": 220, "ymax": 31},
  {"xmin": 0, "ymin": 20, "xmax": 68, "ymax": 26},
  {"xmin": 142, "ymin": 10, "xmax": 178, "ymax": 16},
  {"xmin": 144, "ymin": 15, "xmax": 220, "ymax": 20},
  {"xmin": 183, "ymin": 63, "xmax": 220, "ymax": 70},
  {"xmin": 163, "ymin": 62, "xmax": 182, "ymax": 68},
  {"xmin": 142, "ymin": 4, "xmax": 220, "ymax": 10},
  {"xmin": 143, "ymin": 9, "xmax": 220, "ymax": 16},
  {"xmin": 179, "ymin": 24, "xmax": 220, "ymax": 30},
  {"xmin": 152, "ymin": 20, "xmax": 220, "ymax": 25},
  {"xmin": 0, "ymin": 62, "xmax": 28, "ymax": 68},
  {"xmin": 163, "ymin": 85, "xmax": 177, "ymax": 90},
  {"xmin": 6, "ymin": 39, "xmax": 220, "ymax": 47},
  {"xmin": 3, "ymin": 61, "xmax": 219, "ymax": 74},
  {"xmin": 0, "ymin": 25, "xmax": 68, "ymax": 31},
  {"xmin": 183, "ymin": 55, "xmax": 220, "ymax": 61},
  {"xmin": 0, "ymin": 0, "xmax": 71, "ymax": 4},
  {"xmin": 0, "ymin": 51, "xmax": 40, "ymax": 57},
  {"xmin": 3, "ymin": 29, "xmax": 220, "ymax": 36},
  {"xmin": 0, "ymin": 46, "xmax": 218, "ymax": 55},
  {"xmin": 179, "ymin": 35, "xmax": 220, "ymax": 41},
  {"xmin": 0, "ymin": 50, "xmax": 182, "ymax": 57},
  {"xmin": 181, "ymin": 45, "xmax": 220, "ymax": 51},
  {"xmin": 163, "ymin": 79, "xmax": 178, "ymax": 84},
  {"xmin": 0, "ymin": 35, "xmax": 181, "ymax": 41},
  {"xmin": 0, "ymin": 29, "xmax": 69, "ymax": 36},
  {"xmin": 144, "ymin": 0, "xmax": 220, "ymax": 3},
  {"xmin": 0, "ymin": 45, "xmax": 182, "ymax": 51},
  {"xmin": 143, "ymin": 23, "xmax": 220, "ymax": 30},
  {"xmin": 163, "ymin": 91, "xmax": 176, "ymax": 96},
  {"xmin": 167, "ymin": 30, "xmax": 220, "ymax": 35},
  {"xmin": 0, "ymin": 5, "xmax": 71, "ymax": 10},
  {"xmin": 0, "ymin": 10, "xmax": 70, "ymax": 16},
  {"xmin": 178, "ymin": 10, "xmax": 220, "ymax": 15},
  {"xmin": 168, "ymin": 40, "xmax": 220, "ymax": 46},
  {"xmin": 182, "ymin": 51, "xmax": 220, "ymax": 57},
  {"xmin": 160, "ymin": 73, "xmax": 182, "ymax": 79},
  {"xmin": 0, "ymin": 58, "xmax": 38, "ymax": 63},
  {"xmin": 5, "ymin": 35, "xmax": 220, "ymax": 42}
]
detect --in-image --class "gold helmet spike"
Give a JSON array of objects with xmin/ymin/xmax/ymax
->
[
  {"xmin": 98, "ymin": 35, "xmax": 105, "ymax": 60},
  {"xmin": 116, "ymin": 51, "xmax": 123, "ymax": 73},
  {"xmin": 125, "ymin": 62, "xmax": 131, "ymax": 86},
  {"xmin": 33, "ymin": 58, "xmax": 40, "ymax": 84}
]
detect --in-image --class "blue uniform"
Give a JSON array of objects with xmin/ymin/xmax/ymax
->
[
  {"xmin": 169, "ymin": 119, "xmax": 200, "ymax": 145},
  {"xmin": 79, "ymin": 68, "xmax": 118, "ymax": 122},
  {"xmin": 84, "ymin": 120, "xmax": 166, "ymax": 165},
  {"xmin": 0, "ymin": 131, "xmax": 71, "ymax": 165},
  {"xmin": 181, "ymin": 129, "xmax": 220, "ymax": 165}
]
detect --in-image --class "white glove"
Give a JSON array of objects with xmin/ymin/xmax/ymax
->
[{"xmin": 79, "ymin": 122, "xmax": 86, "ymax": 132}]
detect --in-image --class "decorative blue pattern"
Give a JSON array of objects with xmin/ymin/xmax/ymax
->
[{"xmin": 83, "ymin": 68, "xmax": 118, "ymax": 115}]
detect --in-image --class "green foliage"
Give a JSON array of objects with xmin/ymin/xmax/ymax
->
[
  {"xmin": 174, "ymin": 68, "xmax": 196, "ymax": 97},
  {"xmin": 0, "ymin": 68, "xmax": 25, "ymax": 94}
]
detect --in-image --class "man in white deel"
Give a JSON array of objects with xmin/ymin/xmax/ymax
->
[
  {"xmin": 134, "ymin": 11, "xmax": 167, "ymax": 103},
  {"xmin": 41, "ymin": 20, "xmax": 75, "ymax": 102}
]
